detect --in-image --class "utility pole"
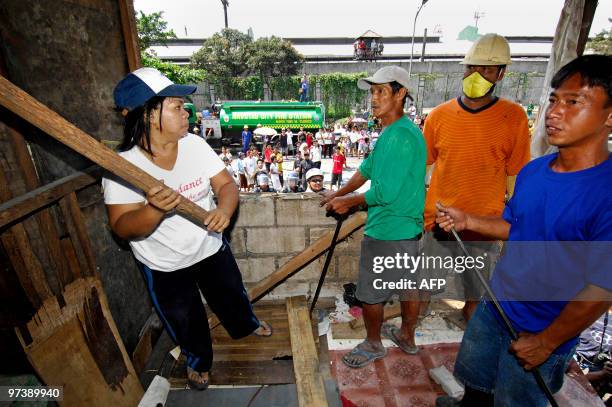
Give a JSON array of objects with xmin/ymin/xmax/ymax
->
[
  {"xmin": 408, "ymin": 0, "xmax": 429, "ymax": 80},
  {"xmin": 220, "ymin": 0, "xmax": 229, "ymax": 29},
  {"xmin": 420, "ymin": 27, "xmax": 427, "ymax": 62},
  {"xmin": 474, "ymin": 11, "xmax": 485, "ymax": 28}
]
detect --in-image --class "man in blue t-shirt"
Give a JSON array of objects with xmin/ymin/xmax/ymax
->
[{"xmin": 434, "ymin": 55, "xmax": 612, "ymax": 406}]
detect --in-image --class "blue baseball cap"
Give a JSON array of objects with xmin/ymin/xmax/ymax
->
[{"xmin": 114, "ymin": 67, "xmax": 196, "ymax": 112}]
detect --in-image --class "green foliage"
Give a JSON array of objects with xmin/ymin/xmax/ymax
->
[
  {"xmin": 587, "ymin": 29, "xmax": 611, "ymax": 55},
  {"xmin": 234, "ymin": 76, "xmax": 264, "ymax": 100},
  {"xmin": 316, "ymin": 72, "xmax": 368, "ymax": 119},
  {"xmin": 191, "ymin": 30, "xmax": 306, "ymax": 99},
  {"xmin": 141, "ymin": 54, "xmax": 205, "ymax": 85},
  {"xmin": 246, "ymin": 36, "xmax": 304, "ymax": 83},
  {"xmin": 136, "ymin": 11, "xmax": 177, "ymax": 53},
  {"xmin": 201, "ymin": 72, "xmax": 367, "ymax": 120},
  {"xmin": 188, "ymin": 29, "xmax": 366, "ymax": 118},
  {"xmin": 191, "ymin": 29, "xmax": 253, "ymax": 98}
]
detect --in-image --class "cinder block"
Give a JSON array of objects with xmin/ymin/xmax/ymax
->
[
  {"xmin": 228, "ymin": 228, "xmax": 246, "ymax": 255},
  {"xmin": 336, "ymin": 255, "xmax": 360, "ymax": 281},
  {"xmin": 235, "ymin": 195, "xmax": 275, "ymax": 227},
  {"xmin": 276, "ymin": 196, "xmax": 336, "ymax": 226},
  {"xmin": 236, "ymin": 256, "xmax": 277, "ymax": 283},
  {"xmin": 337, "ymin": 227, "xmax": 364, "ymax": 253},
  {"xmin": 246, "ymin": 227, "xmax": 305, "ymax": 254},
  {"xmin": 309, "ymin": 226, "xmax": 334, "ymax": 245}
]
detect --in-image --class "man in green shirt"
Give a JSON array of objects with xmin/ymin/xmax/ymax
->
[{"xmin": 323, "ymin": 66, "xmax": 426, "ymax": 368}]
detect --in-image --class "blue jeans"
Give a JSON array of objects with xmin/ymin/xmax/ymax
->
[{"xmin": 454, "ymin": 301, "xmax": 574, "ymax": 407}]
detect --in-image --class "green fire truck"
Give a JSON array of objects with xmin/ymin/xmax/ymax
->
[{"xmin": 201, "ymin": 101, "xmax": 325, "ymax": 147}]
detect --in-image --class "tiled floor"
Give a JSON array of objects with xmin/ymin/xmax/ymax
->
[
  {"xmin": 330, "ymin": 345, "xmax": 453, "ymax": 407},
  {"xmin": 330, "ymin": 343, "xmax": 604, "ymax": 407}
]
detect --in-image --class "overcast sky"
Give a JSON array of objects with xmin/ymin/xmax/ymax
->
[{"xmin": 134, "ymin": 0, "xmax": 611, "ymax": 41}]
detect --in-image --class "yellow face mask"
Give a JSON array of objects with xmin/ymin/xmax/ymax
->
[{"xmin": 462, "ymin": 71, "xmax": 495, "ymax": 99}]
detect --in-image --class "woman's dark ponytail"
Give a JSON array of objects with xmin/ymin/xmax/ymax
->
[{"xmin": 118, "ymin": 96, "xmax": 165, "ymax": 155}]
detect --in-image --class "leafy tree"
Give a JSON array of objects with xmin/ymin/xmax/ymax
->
[
  {"xmin": 141, "ymin": 54, "xmax": 205, "ymax": 85},
  {"xmin": 246, "ymin": 36, "xmax": 304, "ymax": 96},
  {"xmin": 586, "ymin": 29, "xmax": 611, "ymax": 55},
  {"xmin": 136, "ymin": 11, "xmax": 177, "ymax": 53},
  {"xmin": 191, "ymin": 29, "xmax": 253, "ymax": 98}
]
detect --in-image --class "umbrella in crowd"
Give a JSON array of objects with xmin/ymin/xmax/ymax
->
[{"xmin": 253, "ymin": 127, "xmax": 277, "ymax": 136}]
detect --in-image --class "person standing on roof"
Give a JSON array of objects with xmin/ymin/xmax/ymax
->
[
  {"xmin": 405, "ymin": 34, "xmax": 531, "ymax": 351},
  {"xmin": 321, "ymin": 66, "xmax": 426, "ymax": 369},
  {"xmin": 299, "ymin": 74, "xmax": 309, "ymax": 102}
]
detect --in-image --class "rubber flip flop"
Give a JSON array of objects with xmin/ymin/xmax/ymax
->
[
  {"xmin": 252, "ymin": 320, "xmax": 273, "ymax": 337},
  {"xmin": 382, "ymin": 324, "xmax": 418, "ymax": 355},
  {"xmin": 186, "ymin": 367, "xmax": 209, "ymax": 391},
  {"xmin": 341, "ymin": 342, "xmax": 387, "ymax": 369}
]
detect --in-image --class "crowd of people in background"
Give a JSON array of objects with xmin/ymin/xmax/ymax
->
[{"xmin": 216, "ymin": 122, "xmax": 391, "ymax": 194}]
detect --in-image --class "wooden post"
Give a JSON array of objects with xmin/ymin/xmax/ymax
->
[
  {"xmin": 117, "ymin": 0, "xmax": 142, "ymax": 71},
  {"xmin": 286, "ymin": 296, "xmax": 328, "ymax": 407},
  {"xmin": 0, "ymin": 159, "xmax": 52, "ymax": 307},
  {"xmin": 6, "ymin": 122, "xmax": 73, "ymax": 287},
  {"xmin": 58, "ymin": 192, "xmax": 98, "ymax": 277},
  {"xmin": 0, "ymin": 76, "xmax": 210, "ymax": 227}
]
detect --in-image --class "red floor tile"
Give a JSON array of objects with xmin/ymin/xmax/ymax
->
[
  {"xmin": 419, "ymin": 343, "xmax": 459, "ymax": 373},
  {"xmin": 393, "ymin": 388, "xmax": 439, "ymax": 407},
  {"xmin": 332, "ymin": 355, "xmax": 383, "ymax": 390},
  {"xmin": 381, "ymin": 349, "xmax": 433, "ymax": 390}
]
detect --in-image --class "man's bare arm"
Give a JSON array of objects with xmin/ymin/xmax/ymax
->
[
  {"xmin": 435, "ymin": 202, "xmax": 510, "ymax": 240},
  {"xmin": 511, "ymin": 285, "xmax": 612, "ymax": 370}
]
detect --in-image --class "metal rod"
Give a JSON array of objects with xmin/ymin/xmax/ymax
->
[
  {"xmin": 408, "ymin": 0, "xmax": 427, "ymax": 79},
  {"xmin": 450, "ymin": 228, "xmax": 559, "ymax": 407},
  {"xmin": 310, "ymin": 217, "xmax": 344, "ymax": 313}
]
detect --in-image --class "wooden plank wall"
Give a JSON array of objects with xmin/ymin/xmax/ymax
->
[{"xmin": 0, "ymin": 0, "xmax": 153, "ymax": 359}]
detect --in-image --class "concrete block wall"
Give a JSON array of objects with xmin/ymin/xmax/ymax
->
[{"xmin": 227, "ymin": 193, "xmax": 365, "ymax": 299}]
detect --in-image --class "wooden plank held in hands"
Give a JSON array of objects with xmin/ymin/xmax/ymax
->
[{"xmin": 0, "ymin": 75, "xmax": 209, "ymax": 226}]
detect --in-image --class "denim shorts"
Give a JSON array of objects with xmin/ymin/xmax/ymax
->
[{"xmin": 454, "ymin": 301, "xmax": 575, "ymax": 407}]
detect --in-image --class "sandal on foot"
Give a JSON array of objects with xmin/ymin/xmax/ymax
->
[
  {"xmin": 341, "ymin": 341, "xmax": 387, "ymax": 369},
  {"xmin": 382, "ymin": 323, "xmax": 418, "ymax": 355},
  {"xmin": 186, "ymin": 367, "xmax": 209, "ymax": 391},
  {"xmin": 252, "ymin": 320, "xmax": 273, "ymax": 337}
]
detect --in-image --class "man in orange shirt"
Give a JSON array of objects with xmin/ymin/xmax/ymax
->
[{"xmin": 406, "ymin": 34, "xmax": 531, "ymax": 351}]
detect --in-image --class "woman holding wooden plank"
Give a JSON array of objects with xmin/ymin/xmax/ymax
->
[{"xmin": 101, "ymin": 68, "xmax": 272, "ymax": 390}]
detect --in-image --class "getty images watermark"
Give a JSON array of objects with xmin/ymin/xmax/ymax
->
[{"xmin": 371, "ymin": 252, "xmax": 487, "ymax": 290}]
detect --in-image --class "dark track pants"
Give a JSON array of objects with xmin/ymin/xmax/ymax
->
[{"xmin": 137, "ymin": 240, "xmax": 260, "ymax": 373}]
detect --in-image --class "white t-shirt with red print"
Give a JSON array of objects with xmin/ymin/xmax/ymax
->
[{"xmin": 102, "ymin": 133, "xmax": 224, "ymax": 271}]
